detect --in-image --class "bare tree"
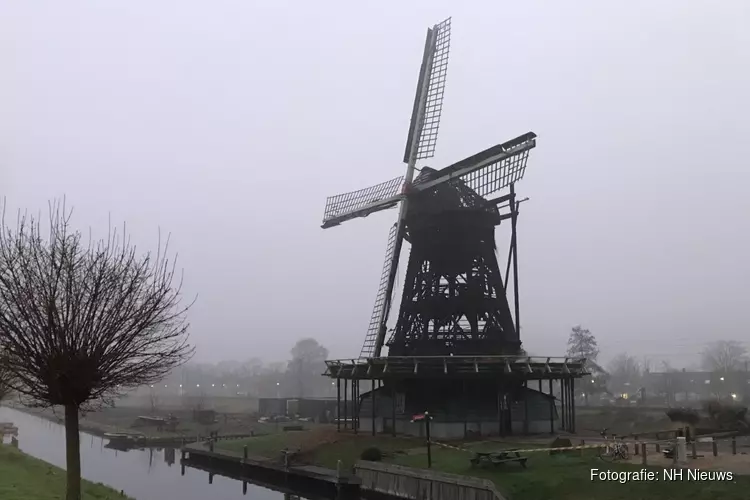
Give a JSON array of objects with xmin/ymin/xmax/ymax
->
[
  {"xmin": 288, "ymin": 338, "xmax": 328, "ymax": 398},
  {"xmin": 566, "ymin": 325, "xmax": 599, "ymax": 360},
  {"xmin": 566, "ymin": 326, "xmax": 600, "ymax": 404},
  {"xmin": 701, "ymin": 340, "xmax": 747, "ymax": 373},
  {"xmin": 607, "ymin": 353, "xmax": 641, "ymax": 396},
  {"xmin": 0, "ymin": 202, "xmax": 193, "ymax": 500}
]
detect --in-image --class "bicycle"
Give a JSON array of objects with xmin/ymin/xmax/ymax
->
[{"xmin": 598, "ymin": 428, "xmax": 630, "ymax": 462}]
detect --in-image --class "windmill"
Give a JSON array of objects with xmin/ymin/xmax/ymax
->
[{"xmin": 322, "ymin": 17, "xmax": 537, "ymax": 360}]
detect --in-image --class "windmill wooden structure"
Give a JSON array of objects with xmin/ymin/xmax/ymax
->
[{"xmin": 321, "ymin": 18, "xmax": 586, "ymax": 438}]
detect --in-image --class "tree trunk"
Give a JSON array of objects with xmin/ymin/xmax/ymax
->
[{"xmin": 64, "ymin": 403, "xmax": 82, "ymax": 500}]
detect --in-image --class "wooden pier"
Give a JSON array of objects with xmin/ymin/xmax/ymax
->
[
  {"xmin": 182, "ymin": 444, "xmax": 506, "ymax": 500},
  {"xmin": 181, "ymin": 445, "xmax": 361, "ymax": 500}
]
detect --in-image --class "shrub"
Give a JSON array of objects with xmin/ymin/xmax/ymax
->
[
  {"xmin": 666, "ymin": 408, "xmax": 700, "ymax": 426},
  {"xmin": 360, "ymin": 446, "xmax": 383, "ymax": 461}
]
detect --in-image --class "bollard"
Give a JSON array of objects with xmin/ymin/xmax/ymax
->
[
  {"xmin": 691, "ymin": 441, "xmax": 697, "ymax": 459},
  {"xmin": 656, "ymin": 443, "xmax": 661, "ymax": 453},
  {"xmin": 243, "ymin": 445, "xmax": 248, "ymax": 462},
  {"xmin": 641, "ymin": 443, "xmax": 647, "ymax": 465},
  {"xmin": 337, "ymin": 459, "xmax": 343, "ymax": 480},
  {"xmin": 732, "ymin": 437, "xmax": 737, "ymax": 455},
  {"xmin": 634, "ymin": 437, "xmax": 640, "ymax": 456},
  {"xmin": 676, "ymin": 437, "xmax": 687, "ymax": 466},
  {"xmin": 209, "ymin": 439, "xmax": 214, "ymax": 452},
  {"xmin": 712, "ymin": 440, "xmax": 718, "ymax": 457}
]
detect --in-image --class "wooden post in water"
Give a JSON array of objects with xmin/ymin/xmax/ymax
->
[
  {"xmin": 242, "ymin": 482, "xmax": 247, "ymax": 495},
  {"xmin": 243, "ymin": 445, "xmax": 248, "ymax": 462}
]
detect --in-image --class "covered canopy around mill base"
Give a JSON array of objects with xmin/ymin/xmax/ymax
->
[{"xmin": 323, "ymin": 355, "xmax": 588, "ymax": 380}]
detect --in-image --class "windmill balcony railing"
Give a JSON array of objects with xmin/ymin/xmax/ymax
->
[{"xmin": 323, "ymin": 355, "xmax": 589, "ymax": 380}]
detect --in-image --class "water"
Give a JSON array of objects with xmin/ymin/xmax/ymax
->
[{"xmin": 0, "ymin": 406, "xmax": 301, "ymax": 500}]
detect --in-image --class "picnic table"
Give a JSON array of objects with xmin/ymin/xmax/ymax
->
[{"xmin": 470, "ymin": 448, "xmax": 528, "ymax": 468}]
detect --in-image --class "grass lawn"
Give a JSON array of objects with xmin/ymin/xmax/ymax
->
[
  {"xmin": 216, "ymin": 430, "xmax": 750, "ymax": 500},
  {"xmin": 0, "ymin": 444, "xmax": 130, "ymax": 500},
  {"xmin": 390, "ymin": 446, "xmax": 750, "ymax": 500}
]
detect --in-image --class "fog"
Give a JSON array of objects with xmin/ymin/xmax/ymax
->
[{"xmin": 2, "ymin": 1, "xmax": 749, "ymax": 368}]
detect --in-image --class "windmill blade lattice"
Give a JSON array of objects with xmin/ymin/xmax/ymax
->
[
  {"xmin": 403, "ymin": 17, "xmax": 452, "ymax": 164},
  {"xmin": 412, "ymin": 132, "xmax": 537, "ymax": 198},
  {"xmin": 414, "ymin": 17, "xmax": 451, "ymax": 161},
  {"xmin": 359, "ymin": 223, "xmax": 399, "ymax": 358},
  {"xmin": 322, "ymin": 176, "xmax": 404, "ymax": 228}
]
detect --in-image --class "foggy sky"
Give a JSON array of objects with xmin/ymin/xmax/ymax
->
[{"xmin": 2, "ymin": 1, "xmax": 749, "ymax": 368}]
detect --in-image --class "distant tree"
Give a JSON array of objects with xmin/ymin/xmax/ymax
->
[
  {"xmin": 566, "ymin": 325, "xmax": 599, "ymax": 361},
  {"xmin": 566, "ymin": 326, "xmax": 600, "ymax": 404},
  {"xmin": 149, "ymin": 390, "xmax": 161, "ymax": 415},
  {"xmin": 0, "ymin": 202, "xmax": 194, "ymax": 500},
  {"xmin": 607, "ymin": 353, "xmax": 641, "ymax": 396},
  {"xmin": 701, "ymin": 341, "xmax": 748, "ymax": 372},
  {"xmin": 288, "ymin": 338, "xmax": 329, "ymax": 398}
]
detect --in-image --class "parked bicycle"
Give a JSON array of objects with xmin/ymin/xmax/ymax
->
[{"xmin": 598, "ymin": 428, "xmax": 630, "ymax": 462}]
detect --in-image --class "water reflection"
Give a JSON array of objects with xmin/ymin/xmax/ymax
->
[{"xmin": 0, "ymin": 406, "xmax": 304, "ymax": 500}]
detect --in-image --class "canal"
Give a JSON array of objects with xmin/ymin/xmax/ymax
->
[{"xmin": 0, "ymin": 406, "xmax": 309, "ymax": 500}]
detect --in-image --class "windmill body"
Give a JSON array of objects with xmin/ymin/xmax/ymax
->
[{"xmin": 321, "ymin": 18, "xmax": 587, "ymax": 438}]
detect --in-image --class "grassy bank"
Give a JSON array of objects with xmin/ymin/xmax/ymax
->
[
  {"xmin": 214, "ymin": 430, "xmax": 750, "ymax": 500},
  {"xmin": 10, "ymin": 404, "xmax": 266, "ymax": 440},
  {"xmin": 0, "ymin": 444, "xmax": 130, "ymax": 500}
]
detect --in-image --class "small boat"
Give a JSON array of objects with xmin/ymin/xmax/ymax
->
[{"xmin": 103, "ymin": 432, "xmax": 143, "ymax": 442}]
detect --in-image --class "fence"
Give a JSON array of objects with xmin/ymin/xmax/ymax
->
[
  {"xmin": 428, "ymin": 427, "xmax": 746, "ymax": 467},
  {"xmin": 354, "ymin": 460, "xmax": 506, "ymax": 500}
]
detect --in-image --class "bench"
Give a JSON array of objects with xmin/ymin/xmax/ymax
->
[{"xmin": 470, "ymin": 449, "xmax": 527, "ymax": 469}]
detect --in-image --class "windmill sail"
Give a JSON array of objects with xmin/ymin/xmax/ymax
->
[
  {"xmin": 373, "ymin": 17, "xmax": 453, "ymax": 358},
  {"xmin": 359, "ymin": 223, "xmax": 399, "ymax": 358},
  {"xmin": 321, "ymin": 176, "xmax": 404, "ymax": 228}
]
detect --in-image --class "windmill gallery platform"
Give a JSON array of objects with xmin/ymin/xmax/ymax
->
[{"xmin": 319, "ymin": 17, "xmax": 589, "ymax": 440}]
